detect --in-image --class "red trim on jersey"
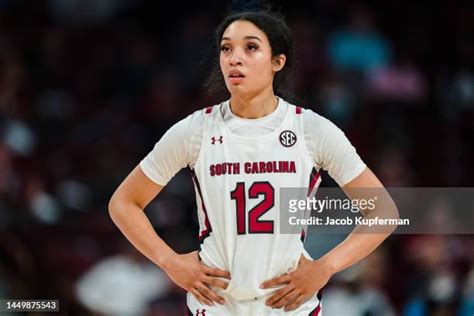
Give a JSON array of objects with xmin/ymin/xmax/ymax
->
[
  {"xmin": 300, "ymin": 229, "xmax": 306, "ymax": 242},
  {"xmin": 307, "ymin": 167, "xmax": 320, "ymax": 197},
  {"xmin": 302, "ymin": 167, "xmax": 320, "ymax": 242},
  {"xmin": 309, "ymin": 291, "xmax": 322, "ymax": 316},
  {"xmin": 205, "ymin": 106, "xmax": 213, "ymax": 114},
  {"xmin": 296, "ymin": 106, "xmax": 302, "ymax": 114},
  {"xmin": 191, "ymin": 170, "xmax": 212, "ymax": 243},
  {"xmin": 309, "ymin": 303, "xmax": 321, "ymax": 316}
]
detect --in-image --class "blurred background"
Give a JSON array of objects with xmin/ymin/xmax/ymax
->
[{"xmin": 0, "ymin": 0, "xmax": 473, "ymax": 315}]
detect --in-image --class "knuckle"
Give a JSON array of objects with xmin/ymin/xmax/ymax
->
[
  {"xmin": 207, "ymin": 290, "xmax": 217, "ymax": 298},
  {"xmin": 208, "ymin": 290, "xmax": 217, "ymax": 299}
]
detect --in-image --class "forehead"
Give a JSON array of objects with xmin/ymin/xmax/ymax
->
[{"xmin": 221, "ymin": 20, "xmax": 268, "ymax": 42}]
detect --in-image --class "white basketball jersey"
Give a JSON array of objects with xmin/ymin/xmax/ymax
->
[{"xmin": 191, "ymin": 103, "xmax": 321, "ymax": 302}]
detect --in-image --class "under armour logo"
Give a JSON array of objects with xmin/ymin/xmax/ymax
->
[
  {"xmin": 196, "ymin": 309, "xmax": 207, "ymax": 316},
  {"xmin": 211, "ymin": 136, "xmax": 223, "ymax": 144}
]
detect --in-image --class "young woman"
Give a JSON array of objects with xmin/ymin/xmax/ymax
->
[{"xmin": 109, "ymin": 10, "xmax": 397, "ymax": 315}]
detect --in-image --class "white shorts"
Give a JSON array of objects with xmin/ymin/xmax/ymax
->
[{"xmin": 186, "ymin": 289, "xmax": 322, "ymax": 316}]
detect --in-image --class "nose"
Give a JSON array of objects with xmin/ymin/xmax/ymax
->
[{"xmin": 229, "ymin": 47, "xmax": 244, "ymax": 66}]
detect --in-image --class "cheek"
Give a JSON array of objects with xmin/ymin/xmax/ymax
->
[{"xmin": 250, "ymin": 55, "xmax": 273, "ymax": 81}]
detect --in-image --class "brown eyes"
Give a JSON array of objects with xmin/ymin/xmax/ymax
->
[
  {"xmin": 247, "ymin": 44, "xmax": 258, "ymax": 51},
  {"xmin": 220, "ymin": 44, "xmax": 258, "ymax": 52},
  {"xmin": 220, "ymin": 45, "xmax": 230, "ymax": 52}
]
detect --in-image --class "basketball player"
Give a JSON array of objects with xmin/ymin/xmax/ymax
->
[{"xmin": 109, "ymin": 10, "xmax": 397, "ymax": 315}]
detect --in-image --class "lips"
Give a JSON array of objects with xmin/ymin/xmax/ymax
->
[
  {"xmin": 228, "ymin": 70, "xmax": 245, "ymax": 84},
  {"xmin": 229, "ymin": 70, "xmax": 245, "ymax": 78}
]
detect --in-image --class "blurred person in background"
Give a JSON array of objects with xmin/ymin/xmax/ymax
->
[
  {"xmin": 322, "ymin": 247, "xmax": 395, "ymax": 316},
  {"xmin": 402, "ymin": 236, "xmax": 466, "ymax": 316},
  {"xmin": 75, "ymin": 239, "xmax": 171, "ymax": 316},
  {"xmin": 327, "ymin": 5, "xmax": 391, "ymax": 79}
]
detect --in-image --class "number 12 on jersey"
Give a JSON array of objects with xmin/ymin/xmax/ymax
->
[{"xmin": 230, "ymin": 182, "xmax": 275, "ymax": 235}]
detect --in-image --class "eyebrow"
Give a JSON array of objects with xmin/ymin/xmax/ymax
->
[{"xmin": 221, "ymin": 36, "xmax": 262, "ymax": 43}]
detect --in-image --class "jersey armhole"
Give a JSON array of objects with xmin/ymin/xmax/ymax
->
[
  {"xmin": 298, "ymin": 107, "xmax": 319, "ymax": 171},
  {"xmin": 192, "ymin": 105, "xmax": 215, "ymax": 170}
]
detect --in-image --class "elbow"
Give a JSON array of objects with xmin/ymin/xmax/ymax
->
[
  {"xmin": 108, "ymin": 195, "xmax": 123, "ymax": 220},
  {"xmin": 108, "ymin": 194, "xmax": 143, "ymax": 222}
]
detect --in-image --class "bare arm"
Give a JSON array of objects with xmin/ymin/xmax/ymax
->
[
  {"xmin": 108, "ymin": 165, "xmax": 176, "ymax": 269},
  {"xmin": 318, "ymin": 167, "xmax": 399, "ymax": 274},
  {"xmin": 108, "ymin": 165, "xmax": 229, "ymax": 306},
  {"xmin": 262, "ymin": 167, "xmax": 399, "ymax": 311}
]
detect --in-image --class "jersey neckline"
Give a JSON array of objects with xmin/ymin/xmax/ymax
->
[
  {"xmin": 217, "ymin": 97, "xmax": 292, "ymax": 142},
  {"xmin": 223, "ymin": 96, "xmax": 285, "ymax": 124}
]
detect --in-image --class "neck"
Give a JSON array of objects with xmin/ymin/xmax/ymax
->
[{"xmin": 229, "ymin": 88, "xmax": 278, "ymax": 119}]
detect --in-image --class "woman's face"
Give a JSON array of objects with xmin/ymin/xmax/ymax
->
[{"xmin": 219, "ymin": 20, "xmax": 285, "ymax": 97}]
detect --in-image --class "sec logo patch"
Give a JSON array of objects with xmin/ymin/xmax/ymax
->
[{"xmin": 279, "ymin": 130, "xmax": 297, "ymax": 147}]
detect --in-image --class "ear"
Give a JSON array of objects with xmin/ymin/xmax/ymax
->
[{"xmin": 272, "ymin": 54, "xmax": 286, "ymax": 72}]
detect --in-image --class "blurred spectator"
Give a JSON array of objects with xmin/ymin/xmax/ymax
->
[
  {"xmin": 75, "ymin": 240, "xmax": 171, "ymax": 315},
  {"xmin": 3, "ymin": 120, "xmax": 36, "ymax": 156},
  {"xmin": 367, "ymin": 55, "xmax": 427, "ymax": 103},
  {"xmin": 328, "ymin": 6, "xmax": 391, "ymax": 74},
  {"xmin": 323, "ymin": 248, "xmax": 396, "ymax": 316},
  {"xmin": 25, "ymin": 175, "xmax": 61, "ymax": 224},
  {"xmin": 315, "ymin": 70, "xmax": 356, "ymax": 128},
  {"xmin": 402, "ymin": 236, "xmax": 464, "ymax": 316}
]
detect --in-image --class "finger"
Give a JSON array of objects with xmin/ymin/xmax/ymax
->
[
  {"xmin": 190, "ymin": 287, "xmax": 213, "ymax": 306},
  {"xmin": 284, "ymin": 295, "xmax": 306, "ymax": 311},
  {"xmin": 273, "ymin": 290, "xmax": 299, "ymax": 309},
  {"xmin": 204, "ymin": 276, "xmax": 230, "ymax": 290},
  {"xmin": 260, "ymin": 273, "xmax": 291, "ymax": 289},
  {"xmin": 201, "ymin": 265, "xmax": 231, "ymax": 279},
  {"xmin": 265, "ymin": 285, "xmax": 294, "ymax": 306},
  {"xmin": 198, "ymin": 284, "xmax": 225, "ymax": 305}
]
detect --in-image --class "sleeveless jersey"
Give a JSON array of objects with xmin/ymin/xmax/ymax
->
[{"xmin": 191, "ymin": 103, "xmax": 321, "ymax": 302}]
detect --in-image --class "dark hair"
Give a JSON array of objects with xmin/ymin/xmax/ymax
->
[{"xmin": 204, "ymin": 10, "xmax": 296, "ymax": 101}]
